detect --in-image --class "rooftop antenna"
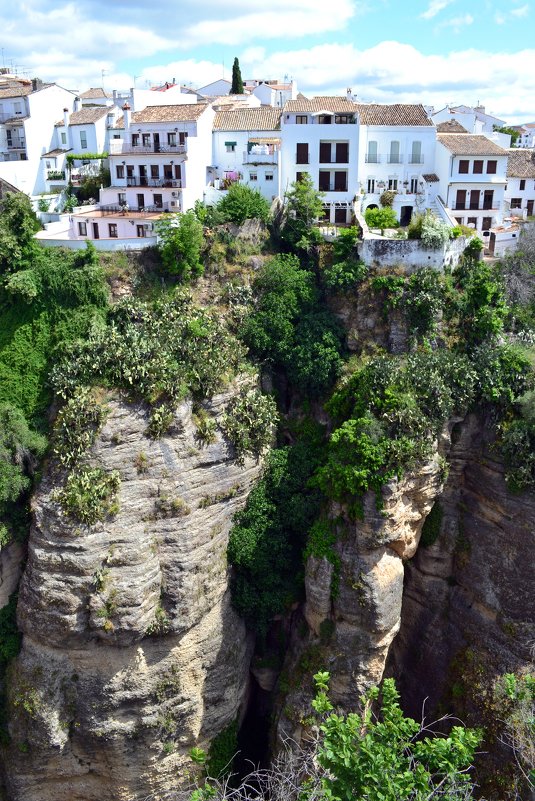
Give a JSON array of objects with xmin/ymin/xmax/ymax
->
[
  {"xmin": 1, "ymin": 48, "xmax": 5, "ymax": 68},
  {"xmin": 133, "ymin": 75, "xmax": 140, "ymax": 87},
  {"xmin": 101, "ymin": 68, "xmax": 108, "ymax": 89}
]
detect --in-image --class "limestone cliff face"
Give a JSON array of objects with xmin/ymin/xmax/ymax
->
[
  {"xmin": 3, "ymin": 388, "xmax": 262, "ymax": 801},
  {"xmin": 388, "ymin": 414, "xmax": 535, "ymax": 724},
  {"xmin": 277, "ymin": 445, "xmax": 447, "ymax": 742}
]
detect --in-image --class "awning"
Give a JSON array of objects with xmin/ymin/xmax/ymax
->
[
  {"xmin": 247, "ymin": 137, "xmax": 281, "ymax": 144},
  {"xmin": 224, "ymin": 141, "xmax": 237, "ymax": 146}
]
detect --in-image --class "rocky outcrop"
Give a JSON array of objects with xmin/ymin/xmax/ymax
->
[
  {"xmin": 277, "ymin": 446, "xmax": 447, "ymax": 742},
  {"xmin": 3, "ymin": 388, "xmax": 263, "ymax": 801},
  {"xmin": 0, "ymin": 542, "xmax": 24, "ymax": 609}
]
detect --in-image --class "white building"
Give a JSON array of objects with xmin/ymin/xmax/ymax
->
[
  {"xmin": 98, "ymin": 101, "xmax": 214, "ymax": 227},
  {"xmin": 435, "ymin": 132, "xmax": 508, "ymax": 231},
  {"xmin": 280, "ymin": 96, "xmax": 360, "ymax": 224},
  {"xmin": 358, "ymin": 103, "xmax": 437, "ymax": 226},
  {"xmin": 112, "ymin": 85, "xmax": 194, "ymax": 111},
  {"xmin": 197, "ymin": 79, "xmax": 233, "ymax": 98},
  {"xmin": 211, "ymin": 107, "xmax": 283, "ymax": 203},
  {"xmin": 431, "ymin": 104, "xmax": 506, "ymax": 134},
  {"xmin": 79, "ymin": 87, "xmax": 113, "ymax": 107},
  {"xmin": 0, "ymin": 76, "xmax": 75, "ymax": 195},
  {"xmin": 249, "ymin": 80, "xmax": 297, "ymax": 108},
  {"xmin": 511, "ymin": 123, "xmax": 535, "ymax": 149},
  {"xmin": 504, "ymin": 149, "xmax": 535, "ymax": 218}
]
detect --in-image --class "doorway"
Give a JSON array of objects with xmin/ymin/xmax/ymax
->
[{"xmin": 400, "ymin": 206, "xmax": 413, "ymax": 227}]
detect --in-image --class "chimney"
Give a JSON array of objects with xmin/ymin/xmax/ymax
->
[
  {"xmin": 63, "ymin": 107, "xmax": 70, "ymax": 127},
  {"xmin": 31, "ymin": 77, "xmax": 43, "ymax": 92},
  {"xmin": 74, "ymin": 95, "xmax": 81, "ymax": 112},
  {"xmin": 122, "ymin": 102, "xmax": 131, "ymax": 131}
]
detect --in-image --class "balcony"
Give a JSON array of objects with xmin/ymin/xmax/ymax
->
[
  {"xmin": 387, "ymin": 154, "xmax": 403, "ymax": 164},
  {"xmin": 243, "ymin": 150, "xmax": 278, "ymax": 165},
  {"xmin": 109, "ymin": 140, "xmax": 187, "ymax": 156},
  {"xmin": 365, "ymin": 154, "xmax": 381, "ymax": 163},
  {"xmin": 47, "ymin": 170, "xmax": 66, "ymax": 181},
  {"xmin": 450, "ymin": 202, "xmax": 501, "ymax": 211},
  {"xmin": 126, "ymin": 177, "xmax": 182, "ymax": 188},
  {"xmin": 0, "ymin": 113, "xmax": 28, "ymax": 124},
  {"xmin": 7, "ymin": 138, "xmax": 25, "ymax": 149},
  {"xmin": 408, "ymin": 155, "xmax": 424, "ymax": 164},
  {"xmin": 99, "ymin": 203, "xmax": 171, "ymax": 214}
]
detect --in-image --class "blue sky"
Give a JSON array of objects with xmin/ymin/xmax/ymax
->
[{"xmin": 2, "ymin": 0, "xmax": 534, "ymax": 122}]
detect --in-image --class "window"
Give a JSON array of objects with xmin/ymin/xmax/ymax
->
[
  {"xmin": 265, "ymin": 172, "xmax": 274, "ymax": 181},
  {"xmin": 318, "ymin": 171, "xmax": 330, "ymax": 191},
  {"xmin": 137, "ymin": 225, "xmax": 146, "ymax": 238},
  {"xmin": 335, "ymin": 115, "xmax": 351, "ymax": 124},
  {"xmin": 366, "ymin": 141, "xmax": 378, "ymax": 163},
  {"xmin": 335, "ymin": 142, "xmax": 349, "ymax": 163},
  {"xmin": 60, "ymin": 132, "xmax": 67, "ymax": 145},
  {"xmin": 388, "ymin": 178, "xmax": 398, "ymax": 191},
  {"xmin": 467, "ymin": 217, "xmax": 478, "ymax": 227},
  {"xmin": 296, "ymin": 143, "xmax": 309, "ymax": 164},
  {"xmin": 389, "ymin": 141, "xmax": 400, "ymax": 164},
  {"xmin": 487, "ymin": 160, "xmax": 497, "ymax": 174},
  {"xmin": 482, "ymin": 217, "xmax": 492, "ymax": 231},
  {"xmin": 142, "ymin": 133, "xmax": 150, "ymax": 147},
  {"xmin": 459, "ymin": 160, "xmax": 469, "ymax": 174},
  {"xmin": 167, "ymin": 132, "xmax": 176, "ymax": 146},
  {"xmin": 334, "ymin": 171, "xmax": 347, "ymax": 191},
  {"xmin": 520, "ymin": 179, "xmax": 526, "ymax": 190},
  {"xmin": 131, "ymin": 134, "xmax": 139, "ymax": 147},
  {"xmin": 249, "ymin": 172, "xmax": 257, "ymax": 181},
  {"xmin": 296, "ymin": 115, "xmax": 308, "ymax": 124},
  {"xmin": 510, "ymin": 198, "xmax": 522, "ymax": 208},
  {"xmin": 108, "ymin": 224, "xmax": 118, "ymax": 238},
  {"xmin": 319, "ymin": 142, "xmax": 331, "ymax": 163},
  {"xmin": 14, "ymin": 102, "xmax": 22, "ymax": 115},
  {"xmin": 153, "ymin": 193, "xmax": 163, "ymax": 208},
  {"xmin": 410, "ymin": 178, "xmax": 418, "ymax": 193},
  {"xmin": 483, "ymin": 190, "xmax": 494, "ymax": 209},
  {"xmin": 318, "ymin": 115, "xmax": 332, "ymax": 124},
  {"xmin": 118, "ymin": 192, "xmax": 126, "ymax": 205},
  {"xmin": 367, "ymin": 178, "xmax": 375, "ymax": 193},
  {"xmin": 78, "ymin": 222, "xmax": 87, "ymax": 236},
  {"xmin": 151, "ymin": 165, "xmax": 159, "ymax": 179},
  {"xmin": 225, "ymin": 141, "xmax": 237, "ymax": 152},
  {"xmin": 80, "ymin": 131, "xmax": 87, "ymax": 149},
  {"xmin": 410, "ymin": 141, "xmax": 422, "ymax": 164},
  {"xmin": 116, "ymin": 165, "xmax": 125, "ymax": 179},
  {"xmin": 473, "ymin": 160, "xmax": 483, "ymax": 174},
  {"xmin": 335, "ymin": 208, "xmax": 347, "ymax": 223}
]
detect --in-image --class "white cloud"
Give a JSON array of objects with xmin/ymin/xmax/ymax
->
[
  {"xmin": 420, "ymin": 0, "xmax": 454, "ymax": 20},
  {"xmin": 511, "ymin": 3, "xmax": 530, "ymax": 16},
  {"xmin": 439, "ymin": 12, "xmax": 474, "ymax": 31},
  {"xmin": 495, "ymin": 3, "xmax": 529, "ymax": 23}
]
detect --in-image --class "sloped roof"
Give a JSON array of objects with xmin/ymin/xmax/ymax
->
[
  {"xmin": 435, "ymin": 119, "xmax": 468, "ymax": 133},
  {"xmin": 55, "ymin": 106, "xmax": 110, "ymax": 126},
  {"xmin": 79, "ymin": 87, "xmax": 111, "ymax": 99},
  {"xmin": 507, "ymin": 148, "xmax": 535, "ymax": 178},
  {"xmin": 357, "ymin": 103, "xmax": 433, "ymax": 126},
  {"xmin": 41, "ymin": 148, "xmax": 72, "ymax": 157},
  {"xmin": 422, "ymin": 173, "xmax": 440, "ymax": 182},
  {"xmin": 131, "ymin": 103, "xmax": 209, "ymax": 123},
  {"xmin": 0, "ymin": 85, "xmax": 33, "ymax": 99},
  {"xmin": 284, "ymin": 96, "xmax": 358, "ymax": 113},
  {"xmin": 437, "ymin": 133, "xmax": 507, "ymax": 156},
  {"xmin": 214, "ymin": 107, "xmax": 282, "ymax": 131}
]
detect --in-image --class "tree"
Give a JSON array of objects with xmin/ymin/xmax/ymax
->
[
  {"xmin": 0, "ymin": 192, "xmax": 41, "ymax": 274},
  {"xmin": 216, "ymin": 182, "xmax": 271, "ymax": 225},
  {"xmin": 231, "ymin": 57, "xmax": 244, "ymax": 94},
  {"xmin": 280, "ymin": 174, "xmax": 325, "ymax": 252},
  {"xmin": 493, "ymin": 125, "xmax": 520, "ymax": 145},
  {"xmin": 155, "ymin": 210, "xmax": 204, "ymax": 280},
  {"xmin": 365, "ymin": 206, "xmax": 398, "ymax": 232}
]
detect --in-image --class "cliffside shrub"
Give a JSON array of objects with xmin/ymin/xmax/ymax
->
[
  {"xmin": 280, "ymin": 174, "xmax": 325, "ymax": 253},
  {"xmin": 420, "ymin": 501, "xmax": 443, "ymax": 547},
  {"xmin": 220, "ymin": 385, "xmax": 278, "ymax": 464},
  {"xmin": 52, "ymin": 386, "xmax": 106, "ymax": 469},
  {"xmin": 216, "ymin": 182, "xmax": 270, "ymax": 226},
  {"xmin": 322, "ymin": 259, "xmax": 367, "ymax": 292},
  {"xmin": 0, "ymin": 593, "xmax": 21, "ymax": 666},
  {"xmin": 420, "ymin": 213, "xmax": 451, "ymax": 248},
  {"xmin": 405, "ymin": 268, "xmax": 445, "ymax": 338},
  {"xmin": 53, "ymin": 466, "xmax": 120, "ymax": 525},
  {"xmin": 206, "ymin": 719, "xmax": 239, "ymax": 778},
  {"xmin": 155, "ymin": 211, "xmax": 204, "ymax": 281}
]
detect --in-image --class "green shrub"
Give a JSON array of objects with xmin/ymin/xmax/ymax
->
[
  {"xmin": 322, "ymin": 259, "xmax": 367, "ymax": 291},
  {"xmin": 54, "ymin": 466, "xmax": 120, "ymax": 525},
  {"xmin": 220, "ymin": 385, "xmax": 278, "ymax": 464},
  {"xmin": 206, "ymin": 720, "xmax": 238, "ymax": 778},
  {"xmin": 52, "ymin": 386, "xmax": 106, "ymax": 469},
  {"xmin": 420, "ymin": 501, "xmax": 443, "ymax": 547},
  {"xmin": 280, "ymin": 174, "xmax": 325, "ymax": 253},
  {"xmin": 155, "ymin": 211, "xmax": 204, "ymax": 281},
  {"xmin": 216, "ymin": 182, "xmax": 271, "ymax": 225},
  {"xmin": 0, "ymin": 593, "xmax": 21, "ymax": 665},
  {"xmin": 420, "ymin": 212, "xmax": 451, "ymax": 248},
  {"xmin": 379, "ymin": 190, "xmax": 397, "ymax": 207},
  {"xmin": 365, "ymin": 206, "xmax": 398, "ymax": 230},
  {"xmin": 405, "ymin": 268, "xmax": 445, "ymax": 338}
]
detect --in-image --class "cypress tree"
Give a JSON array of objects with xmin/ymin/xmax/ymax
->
[{"xmin": 231, "ymin": 57, "xmax": 244, "ymax": 94}]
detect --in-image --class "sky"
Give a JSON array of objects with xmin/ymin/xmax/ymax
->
[{"xmin": 2, "ymin": 0, "xmax": 534, "ymax": 123}]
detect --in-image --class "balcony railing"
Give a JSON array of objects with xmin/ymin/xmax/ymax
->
[
  {"xmin": 0, "ymin": 113, "xmax": 28, "ymax": 124},
  {"xmin": 319, "ymin": 185, "xmax": 349, "ymax": 193},
  {"xmin": 243, "ymin": 150, "xmax": 278, "ymax": 164},
  {"xmin": 99, "ymin": 203, "xmax": 170, "ymax": 215},
  {"xmin": 109, "ymin": 141, "xmax": 187, "ymax": 156},
  {"xmin": 387, "ymin": 154, "xmax": 403, "ymax": 163},
  {"xmin": 451, "ymin": 202, "xmax": 500, "ymax": 211},
  {"xmin": 365, "ymin": 154, "xmax": 381, "ymax": 163},
  {"xmin": 47, "ymin": 170, "xmax": 66, "ymax": 181},
  {"xmin": 126, "ymin": 177, "xmax": 182, "ymax": 188},
  {"xmin": 7, "ymin": 139, "xmax": 25, "ymax": 149},
  {"xmin": 408, "ymin": 155, "xmax": 424, "ymax": 164}
]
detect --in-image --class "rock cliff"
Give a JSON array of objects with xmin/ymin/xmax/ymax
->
[{"xmin": 3, "ymin": 388, "xmax": 262, "ymax": 801}]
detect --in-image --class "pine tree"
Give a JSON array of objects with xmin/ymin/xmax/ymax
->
[{"xmin": 231, "ymin": 57, "xmax": 243, "ymax": 94}]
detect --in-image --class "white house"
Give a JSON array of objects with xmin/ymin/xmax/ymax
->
[
  {"xmin": 197, "ymin": 79, "xmax": 233, "ymax": 98},
  {"xmin": 504, "ymin": 148, "xmax": 535, "ymax": 218},
  {"xmin": 112, "ymin": 85, "xmax": 194, "ymax": 112},
  {"xmin": 511, "ymin": 123, "xmax": 535, "ymax": 149},
  {"xmin": 431, "ymin": 104, "xmax": 506, "ymax": 134},
  {"xmin": 280, "ymin": 96, "xmax": 360, "ymax": 224},
  {"xmin": 79, "ymin": 87, "xmax": 113, "ymax": 107},
  {"xmin": 0, "ymin": 76, "xmax": 76, "ymax": 195},
  {"xmin": 98, "ymin": 101, "xmax": 214, "ymax": 225},
  {"xmin": 249, "ymin": 79, "xmax": 297, "ymax": 108},
  {"xmin": 435, "ymin": 132, "xmax": 508, "ymax": 231},
  {"xmin": 357, "ymin": 103, "xmax": 437, "ymax": 226},
  {"xmin": 211, "ymin": 107, "xmax": 283, "ymax": 203}
]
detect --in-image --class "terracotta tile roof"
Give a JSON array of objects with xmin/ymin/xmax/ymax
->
[
  {"xmin": 422, "ymin": 173, "xmax": 440, "ymax": 182},
  {"xmin": 131, "ymin": 103, "xmax": 209, "ymax": 123},
  {"xmin": 55, "ymin": 107, "xmax": 110, "ymax": 126},
  {"xmin": 357, "ymin": 103, "xmax": 433, "ymax": 126},
  {"xmin": 437, "ymin": 133, "xmax": 507, "ymax": 156},
  {"xmin": 41, "ymin": 148, "xmax": 72, "ymax": 157},
  {"xmin": 435, "ymin": 119, "xmax": 468, "ymax": 133},
  {"xmin": 507, "ymin": 148, "xmax": 535, "ymax": 178},
  {"xmin": 79, "ymin": 87, "xmax": 111, "ymax": 99},
  {"xmin": 284, "ymin": 96, "xmax": 359, "ymax": 113},
  {"xmin": 213, "ymin": 107, "xmax": 282, "ymax": 131},
  {"xmin": 0, "ymin": 85, "xmax": 33, "ymax": 99}
]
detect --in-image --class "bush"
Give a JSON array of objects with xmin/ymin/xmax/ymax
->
[
  {"xmin": 420, "ymin": 212, "xmax": 451, "ymax": 248},
  {"xmin": 220, "ymin": 385, "xmax": 278, "ymax": 464},
  {"xmin": 155, "ymin": 211, "xmax": 204, "ymax": 281},
  {"xmin": 379, "ymin": 190, "xmax": 397, "ymax": 207},
  {"xmin": 322, "ymin": 260, "xmax": 367, "ymax": 291},
  {"xmin": 52, "ymin": 386, "xmax": 106, "ymax": 469},
  {"xmin": 405, "ymin": 268, "xmax": 445, "ymax": 338},
  {"xmin": 216, "ymin": 182, "xmax": 271, "ymax": 226},
  {"xmin": 280, "ymin": 174, "xmax": 325, "ymax": 253},
  {"xmin": 364, "ymin": 206, "xmax": 398, "ymax": 230},
  {"xmin": 53, "ymin": 466, "xmax": 120, "ymax": 525}
]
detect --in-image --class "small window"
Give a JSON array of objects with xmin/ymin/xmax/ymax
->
[
  {"xmin": 167, "ymin": 132, "xmax": 176, "ymax": 146},
  {"xmin": 46, "ymin": 160, "xmax": 51, "ymax": 169},
  {"xmin": 296, "ymin": 115, "xmax": 308, "ymax": 124},
  {"xmin": 131, "ymin": 134, "xmax": 139, "ymax": 146},
  {"xmin": 60, "ymin": 132, "xmax": 67, "ymax": 144},
  {"xmin": 487, "ymin": 160, "xmax": 497, "ymax": 174},
  {"xmin": 366, "ymin": 141, "xmax": 378, "ymax": 163},
  {"xmin": 265, "ymin": 172, "xmax": 274, "ymax": 181},
  {"xmin": 142, "ymin": 133, "xmax": 150, "ymax": 147},
  {"xmin": 519, "ymin": 179, "xmax": 526, "ymax": 190},
  {"xmin": 482, "ymin": 217, "xmax": 492, "ymax": 230},
  {"xmin": 77, "ymin": 222, "xmax": 87, "ymax": 236},
  {"xmin": 151, "ymin": 165, "xmax": 159, "ymax": 178},
  {"xmin": 335, "ymin": 115, "xmax": 351, "ymax": 124},
  {"xmin": 459, "ymin": 160, "xmax": 469, "ymax": 174},
  {"xmin": 108, "ymin": 224, "xmax": 118, "ymax": 238},
  {"xmin": 388, "ymin": 178, "xmax": 398, "ymax": 191},
  {"xmin": 118, "ymin": 193, "xmax": 126, "ymax": 205},
  {"xmin": 318, "ymin": 115, "xmax": 332, "ymax": 124},
  {"xmin": 116, "ymin": 165, "xmax": 125, "ymax": 179},
  {"xmin": 367, "ymin": 178, "xmax": 375, "ymax": 193},
  {"xmin": 137, "ymin": 225, "xmax": 146, "ymax": 238},
  {"xmin": 249, "ymin": 172, "xmax": 257, "ymax": 181},
  {"xmin": 510, "ymin": 198, "xmax": 522, "ymax": 209},
  {"xmin": 153, "ymin": 193, "xmax": 163, "ymax": 208},
  {"xmin": 14, "ymin": 102, "xmax": 22, "ymax": 115},
  {"xmin": 296, "ymin": 143, "xmax": 309, "ymax": 164},
  {"xmin": 410, "ymin": 177, "xmax": 418, "ymax": 193},
  {"xmin": 467, "ymin": 217, "xmax": 478, "ymax": 227},
  {"xmin": 80, "ymin": 131, "xmax": 87, "ymax": 149},
  {"xmin": 473, "ymin": 160, "xmax": 483, "ymax": 174},
  {"xmin": 225, "ymin": 141, "xmax": 237, "ymax": 152}
]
